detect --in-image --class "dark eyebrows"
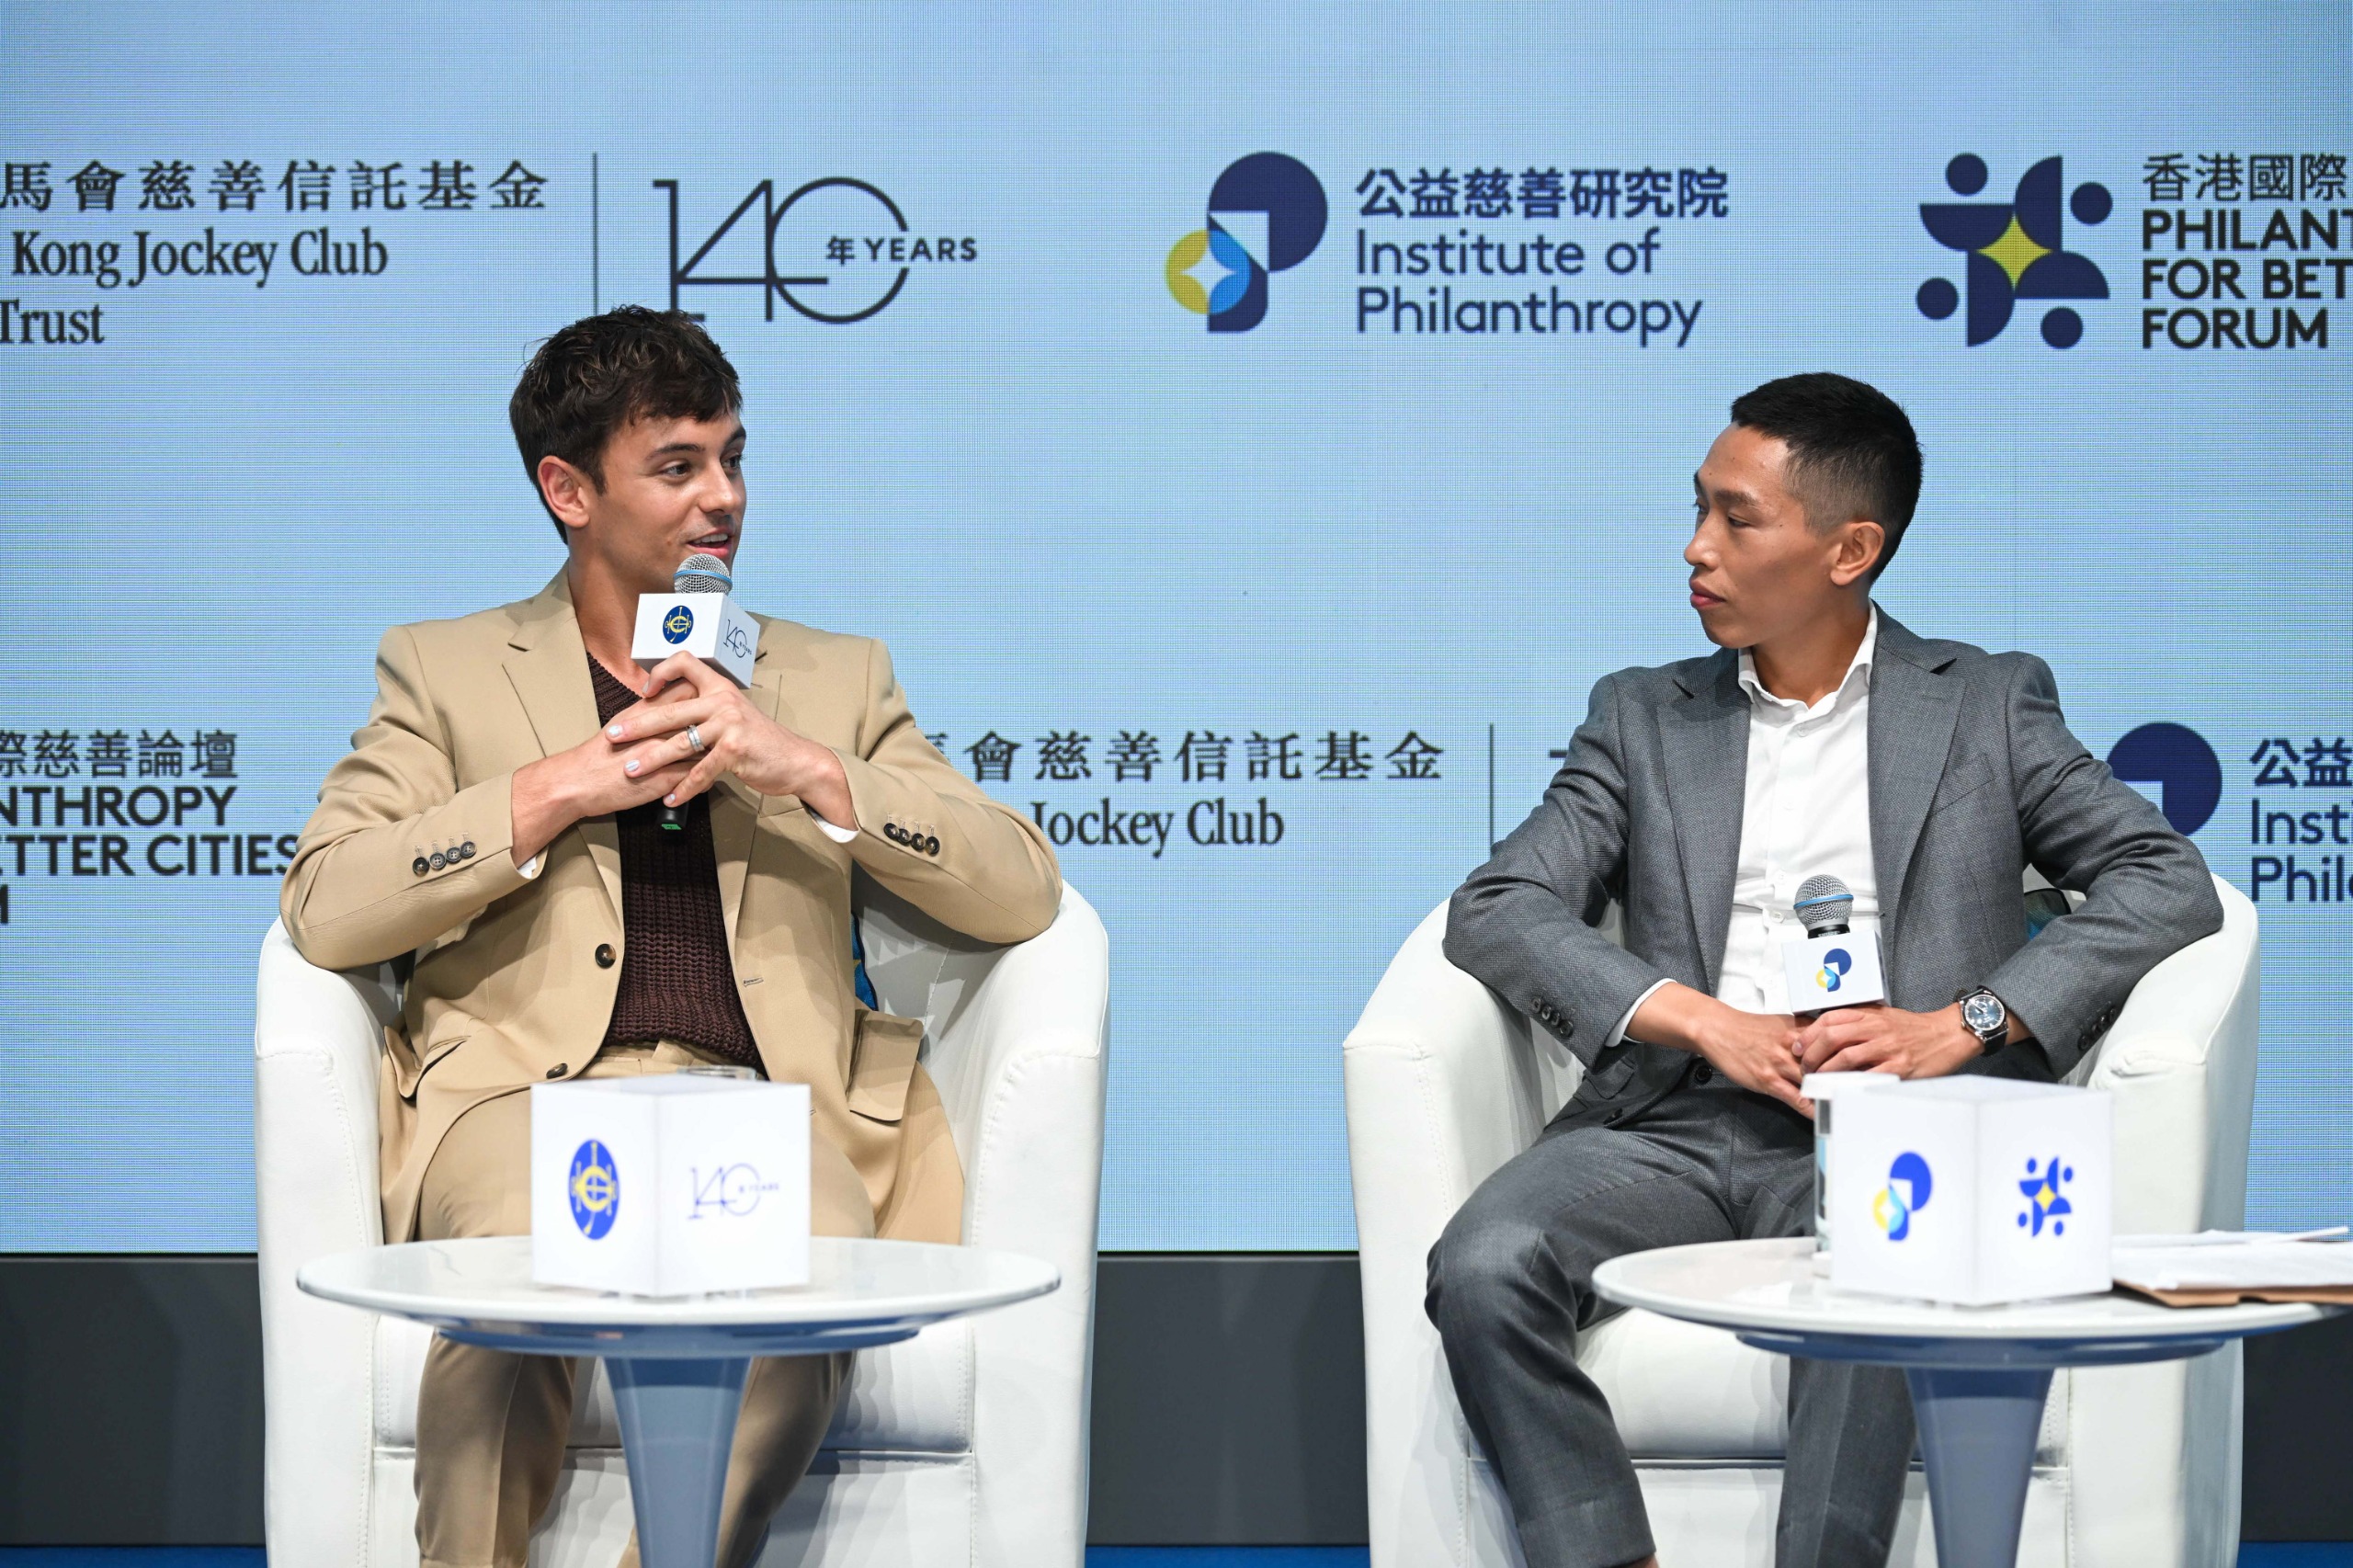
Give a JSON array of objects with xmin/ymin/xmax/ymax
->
[
  {"xmin": 1695, "ymin": 471, "xmax": 1763, "ymax": 513},
  {"xmin": 644, "ymin": 421, "xmax": 746, "ymax": 465}
]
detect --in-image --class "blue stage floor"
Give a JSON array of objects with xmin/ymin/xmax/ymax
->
[{"xmin": 1, "ymin": 1550, "xmax": 2350, "ymax": 1566}]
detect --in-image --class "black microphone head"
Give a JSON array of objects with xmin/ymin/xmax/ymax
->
[
  {"xmin": 673, "ymin": 553, "xmax": 732, "ymax": 596},
  {"xmin": 1794, "ymin": 875, "xmax": 1855, "ymax": 937}
]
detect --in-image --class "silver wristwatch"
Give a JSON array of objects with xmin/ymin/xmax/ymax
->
[{"xmin": 1957, "ymin": 988, "xmax": 2009, "ymax": 1055}]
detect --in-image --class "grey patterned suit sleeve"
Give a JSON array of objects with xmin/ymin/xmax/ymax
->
[
  {"xmin": 1983, "ymin": 654, "xmax": 2225, "ymax": 1074},
  {"xmin": 1445, "ymin": 673, "xmax": 1673, "ymax": 1068}
]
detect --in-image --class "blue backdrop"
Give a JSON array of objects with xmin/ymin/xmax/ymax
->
[{"xmin": 1, "ymin": 2, "xmax": 2347, "ymax": 1250}]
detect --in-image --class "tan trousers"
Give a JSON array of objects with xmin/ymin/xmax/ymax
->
[{"xmin": 415, "ymin": 1040, "xmax": 877, "ymax": 1568}]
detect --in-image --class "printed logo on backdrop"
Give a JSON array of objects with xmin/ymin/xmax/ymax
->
[
  {"xmin": 1874, "ymin": 1152, "xmax": 1934, "ymax": 1242},
  {"xmin": 1352, "ymin": 159, "xmax": 1726, "ymax": 345},
  {"xmin": 1, "ymin": 152, "xmax": 548, "ymax": 344},
  {"xmin": 654, "ymin": 176, "xmax": 975, "ymax": 325},
  {"xmin": 0, "ymin": 725, "xmax": 296, "ymax": 927},
  {"xmin": 2106, "ymin": 721, "xmax": 2353, "ymax": 911},
  {"xmin": 1916, "ymin": 154, "xmax": 2112, "ymax": 348},
  {"xmin": 1165, "ymin": 154, "xmax": 1731, "ymax": 346},
  {"xmin": 2107, "ymin": 722, "xmax": 2222, "ymax": 835},
  {"xmin": 1910, "ymin": 148, "xmax": 2347, "ymax": 351},
  {"xmin": 1165, "ymin": 153, "xmax": 1328, "ymax": 333}
]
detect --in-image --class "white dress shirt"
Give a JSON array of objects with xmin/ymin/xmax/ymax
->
[{"xmin": 1616, "ymin": 608, "xmax": 1881, "ymax": 1037}]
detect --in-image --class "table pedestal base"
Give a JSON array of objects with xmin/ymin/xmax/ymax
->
[
  {"xmin": 608, "ymin": 1356, "xmax": 750, "ymax": 1568},
  {"xmin": 1906, "ymin": 1366, "xmax": 2052, "ymax": 1568}
]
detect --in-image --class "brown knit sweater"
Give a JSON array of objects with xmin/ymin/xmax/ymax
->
[{"xmin": 589, "ymin": 658, "xmax": 763, "ymax": 1070}]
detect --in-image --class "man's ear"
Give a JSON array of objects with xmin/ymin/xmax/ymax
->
[
  {"xmin": 537, "ymin": 455, "xmax": 597, "ymax": 535},
  {"xmin": 1829, "ymin": 518, "xmax": 1885, "ymax": 588}
]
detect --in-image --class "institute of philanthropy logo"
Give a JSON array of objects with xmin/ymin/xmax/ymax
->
[
  {"xmin": 568, "ymin": 1139, "xmax": 620, "ymax": 1240},
  {"xmin": 662, "ymin": 604, "xmax": 695, "ymax": 644},
  {"xmin": 1873, "ymin": 1152, "xmax": 1934, "ymax": 1242},
  {"xmin": 1815, "ymin": 948, "xmax": 1855, "ymax": 994},
  {"xmin": 1165, "ymin": 153, "xmax": 1328, "ymax": 333},
  {"xmin": 1917, "ymin": 154, "xmax": 2112, "ymax": 347},
  {"xmin": 2018, "ymin": 1155, "xmax": 2075, "ymax": 1237},
  {"xmin": 2106, "ymin": 722, "xmax": 2222, "ymax": 835}
]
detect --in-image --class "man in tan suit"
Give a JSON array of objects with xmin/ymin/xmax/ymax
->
[{"xmin": 281, "ymin": 306, "xmax": 1062, "ymax": 1568}]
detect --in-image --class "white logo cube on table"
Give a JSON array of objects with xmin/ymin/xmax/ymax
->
[
  {"xmin": 1828, "ymin": 1076, "xmax": 2111, "ymax": 1306},
  {"xmin": 530, "ymin": 1076, "xmax": 811, "ymax": 1296}
]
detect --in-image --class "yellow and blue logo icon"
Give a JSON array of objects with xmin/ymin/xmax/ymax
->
[
  {"xmin": 662, "ymin": 604, "xmax": 695, "ymax": 644},
  {"xmin": 1918, "ymin": 154, "xmax": 2111, "ymax": 347},
  {"xmin": 1873, "ymin": 1152, "xmax": 1933, "ymax": 1242},
  {"xmin": 569, "ymin": 1139, "xmax": 620, "ymax": 1239},
  {"xmin": 1166, "ymin": 153, "xmax": 1327, "ymax": 334},
  {"xmin": 1815, "ymin": 947, "xmax": 1853, "ymax": 994},
  {"xmin": 2018, "ymin": 1154, "xmax": 2075, "ymax": 1237}
]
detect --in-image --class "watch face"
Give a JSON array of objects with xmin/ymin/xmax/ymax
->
[{"xmin": 1963, "ymin": 992, "xmax": 2005, "ymax": 1035}]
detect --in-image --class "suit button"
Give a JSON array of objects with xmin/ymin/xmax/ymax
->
[
  {"xmin": 460, "ymin": 841, "xmax": 475, "ymax": 859},
  {"xmin": 885, "ymin": 824, "xmax": 903, "ymax": 843},
  {"xmin": 595, "ymin": 943, "xmax": 616, "ymax": 969},
  {"xmin": 546, "ymin": 1064, "xmax": 565, "ymax": 1080},
  {"xmin": 1559, "ymin": 1017, "xmax": 1574, "ymax": 1038},
  {"xmin": 1694, "ymin": 1064, "xmax": 1714, "ymax": 1085},
  {"xmin": 926, "ymin": 835, "xmax": 940, "ymax": 856},
  {"xmin": 1604, "ymin": 1109, "xmax": 1622, "ymax": 1125},
  {"xmin": 428, "ymin": 850, "xmax": 447, "ymax": 870},
  {"xmin": 412, "ymin": 856, "xmax": 429, "ymax": 877}
]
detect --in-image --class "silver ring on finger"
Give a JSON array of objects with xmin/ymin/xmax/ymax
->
[{"xmin": 686, "ymin": 723, "xmax": 706, "ymax": 756}]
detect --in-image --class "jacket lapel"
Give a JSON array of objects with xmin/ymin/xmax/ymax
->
[
  {"xmin": 1867, "ymin": 614, "xmax": 1962, "ymax": 940},
  {"xmin": 1657, "ymin": 651, "xmax": 1749, "ymax": 993},
  {"xmin": 503, "ymin": 571, "xmax": 623, "ymax": 922}
]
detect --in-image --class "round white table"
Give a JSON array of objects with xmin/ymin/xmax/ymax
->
[
  {"xmin": 299, "ymin": 1235, "xmax": 1058, "ymax": 1568},
  {"xmin": 1594, "ymin": 1237, "xmax": 2335, "ymax": 1568}
]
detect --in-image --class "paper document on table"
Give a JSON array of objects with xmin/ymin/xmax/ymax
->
[{"xmin": 2111, "ymin": 1233, "xmax": 2353, "ymax": 1306}]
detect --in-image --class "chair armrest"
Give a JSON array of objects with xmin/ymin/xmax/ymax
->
[
  {"xmin": 2068, "ymin": 874, "xmax": 2259, "ymax": 1234},
  {"xmin": 863, "ymin": 882, "xmax": 1108, "ymax": 1568},
  {"xmin": 1345, "ymin": 900, "xmax": 1576, "ymax": 1551},
  {"xmin": 253, "ymin": 917, "xmax": 397, "ymax": 1566},
  {"xmin": 1345, "ymin": 901, "xmax": 1569, "ymax": 1241}
]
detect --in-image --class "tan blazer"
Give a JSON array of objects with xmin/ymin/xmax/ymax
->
[{"xmin": 281, "ymin": 571, "xmax": 1063, "ymax": 1245}]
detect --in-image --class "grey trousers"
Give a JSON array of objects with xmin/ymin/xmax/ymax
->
[{"xmin": 1426, "ymin": 1075, "xmax": 1915, "ymax": 1568}]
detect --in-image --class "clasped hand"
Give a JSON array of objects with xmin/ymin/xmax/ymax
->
[
  {"xmin": 1633, "ymin": 983, "xmax": 1981, "ymax": 1119},
  {"xmin": 1701, "ymin": 1001, "xmax": 1980, "ymax": 1115},
  {"xmin": 511, "ymin": 653, "xmax": 854, "ymax": 864}
]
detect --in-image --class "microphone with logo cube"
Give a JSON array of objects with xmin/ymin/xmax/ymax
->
[
  {"xmin": 629, "ymin": 553, "xmax": 758, "ymax": 831},
  {"xmin": 1780, "ymin": 874, "xmax": 1887, "ymax": 1015}
]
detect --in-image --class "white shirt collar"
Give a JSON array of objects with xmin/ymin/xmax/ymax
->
[{"xmin": 1737, "ymin": 604, "xmax": 1879, "ymax": 719}]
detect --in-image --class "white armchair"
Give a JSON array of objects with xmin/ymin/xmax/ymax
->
[
  {"xmin": 256, "ymin": 881, "xmax": 1108, "ymax": 1568},
  {"xmin": 1345, "ymin": 874, "xmax": 2257, "ymax": 1568}
]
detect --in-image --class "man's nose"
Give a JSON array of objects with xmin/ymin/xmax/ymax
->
[{"xmin": 1684, "ymin": 525, "xmax": 1712, "ymax": 569}]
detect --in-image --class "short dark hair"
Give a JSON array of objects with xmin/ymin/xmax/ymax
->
[
  {"xmin": 509, "ymin": 306, "xmax": 742, "ymax": 538},
  {"xmin": 1729, "ymin": 372, "xmax": 1922, "ymax": 581}
]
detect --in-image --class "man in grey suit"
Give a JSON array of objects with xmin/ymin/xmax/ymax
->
[{"xmin": 1427, "ymin": 372, "xmax": 2222, "ymax": 1568}]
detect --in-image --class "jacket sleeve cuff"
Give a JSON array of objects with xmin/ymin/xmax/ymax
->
[{"xmin": 1611, "ymin": 979, "xmax": 1674, "ymax": 1046}]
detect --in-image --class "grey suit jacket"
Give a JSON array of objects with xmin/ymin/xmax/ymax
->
[{"xmin": 1445, "ymin": 610, "xmax": 2224, "ymax": 1128}]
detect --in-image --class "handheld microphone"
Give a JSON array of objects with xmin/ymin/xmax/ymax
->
[
  {"xmin": 1780, "ymin": 873, "xmax": 1887, "ymax": 1014},
  {"xmin": 631, "ymin": 553, "xmax": 758, "ymax": 832}
]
